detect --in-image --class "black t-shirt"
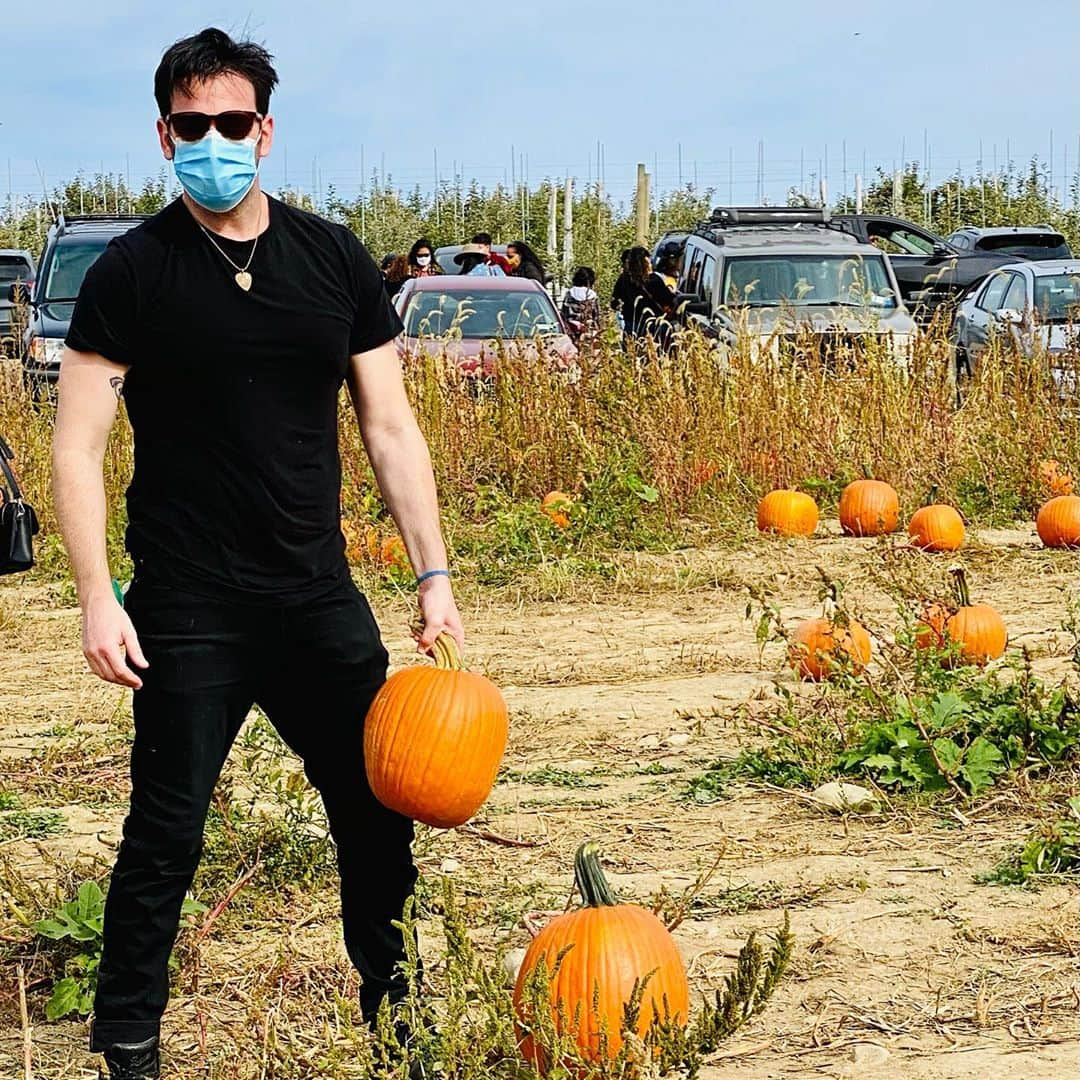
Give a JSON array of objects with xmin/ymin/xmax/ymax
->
[{"xmin": 66, "ymin": 195, "xmax": 403, "ymax": 603}]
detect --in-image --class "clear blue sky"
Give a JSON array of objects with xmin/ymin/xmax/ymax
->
[{"xmin": 4, "ymin": 0, "xmax": 1078, "ymax": 208}]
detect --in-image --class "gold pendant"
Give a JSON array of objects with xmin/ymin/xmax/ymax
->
[{"xmin": 235, "ymin": 271, "xmax": 252, "ymax": 291}]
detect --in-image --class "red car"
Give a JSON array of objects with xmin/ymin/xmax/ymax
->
[{"xmin": 393, "ymin": 276, "xmax": 577, "ymax": 377}]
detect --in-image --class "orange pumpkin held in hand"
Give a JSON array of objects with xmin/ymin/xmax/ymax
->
[
  {"xmin": 364, "ymin": 634, "xmax": 508, "ymax": 828},
  {"xmin": 839, "ymin": 478, "xmax": 899, "ymax": 537},
  {"xmin": 540, "ymin": 490, "xmax": 573, "ymax": 529},
  {"xmin": 909, "ymin": 503, "xmax": 965, "ymax": 552},
  {"xmin": 757, "ymin": 489, "xmax": 819, "ymax": 537},
  {"xmin": 916, "ymin": 568, "xmax": 1007, "ymax": 666},
  {"xmin": 1036, "ymin": 494, "xmax": 1080, "ymax": 548},
  {"xmin": 513, "ymin": 843, "xmax": 689, "ymax": 1067}
]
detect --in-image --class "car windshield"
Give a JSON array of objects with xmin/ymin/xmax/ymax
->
[
  {"xmin": 975, "ymin": 234, "xmax": 1071, "ymax": 259},
  {"xmin": 44, "ymin": 237, "xmax": 110, "ymax": 301},
  {"xmin": 1034, "ymin": 273, "xmax": 1080, "ymax": 324},
  {"xmin": 403, "ymin": 289, "xmax": 561, "ymax": 338},
  {"xmin": 0, "ymin": 257, "xmax": 31, "ymax": 284},
  {"xmin": 722, "ymin": 254, "xmax": 897, "ymax": 309}
]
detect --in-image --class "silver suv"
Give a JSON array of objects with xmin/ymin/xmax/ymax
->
[{"xmin": 677, "ymin": 207, "xmax": 916, "ymax": 363}]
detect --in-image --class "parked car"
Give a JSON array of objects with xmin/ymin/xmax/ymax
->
[
  {"xmin": 676, "ymin": 206, "xmax": 916, "ymax": 365},
  {"xmin": 832, "ymin": 213, "xmax": 1021, "ymax": 321},
  {"xmin": 951, "ymin": 260, "xmax": 1080, "ymax": 390},
  {"xmin": 21, "ymin": 214, "xmax": 148, "ymax": 396},
  {"xmin": 0, "ymin": 250, "xmax": 35, "ymax": 356},
  {"xmin": 393, "ymin": 276, "xmax": 577, "ymax": 377},
  {"xmin": 945, "ymin": 226, "xmax": 1072, "ymax": 261},
  {"xmin": 432, "ymin": 243, "xmax": 510, "ymax": 276}
]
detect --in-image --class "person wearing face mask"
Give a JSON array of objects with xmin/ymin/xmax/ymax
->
[
  {"xmin": 408, "ymin": 237, "xmax": 441, "ymax": 277},
  {"xmin": 54, "ymin": 27, "xmax": 461, "ymax": 1080}
]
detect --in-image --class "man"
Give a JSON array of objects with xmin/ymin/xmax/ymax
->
[
  {"xmin": 52, "ymin": 27, "xmax": 462, "ymax": 1080},
  {"xmin": 470, "ymin": 231, "xmax": 512, "ymax": 274}
]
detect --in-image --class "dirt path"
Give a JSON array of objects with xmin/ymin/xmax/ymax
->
[{"xmin": 1, "ymin": 525, "xmax": 1078, "ymax": 1078}]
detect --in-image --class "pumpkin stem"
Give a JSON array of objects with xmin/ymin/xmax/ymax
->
[
  {"xmin": 574, "ymin": 842, "xmax": 618, "ymax": 907},
  {"xmin": 949, "ymin": 566, "xmax": 971, "ymax": 609},
  {"xmin": 431, "ymin": 632, "xmax": 464, "ymax": 671},
  {"xmin": 860, "ymin": 461, "xmax": 873, "ymax": 480},
  {"xmin": 927, "ymin": 483, "xmax": 939, "ymax": 506}
]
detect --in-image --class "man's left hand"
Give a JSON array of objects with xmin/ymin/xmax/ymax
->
[{"xmin": 415, "ymin": 575, "xmax": 464, "ymax": 655}]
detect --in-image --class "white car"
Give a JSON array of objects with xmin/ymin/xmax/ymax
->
[{"xmin": 951, "ymin": 260, "xmax": 1080, "ymax": 389}]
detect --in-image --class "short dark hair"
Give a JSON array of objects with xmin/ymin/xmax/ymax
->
[
  {"xmin": 471, "ymin": 232, "xmax": 493, "ymax": 246},
  {"xmin": 572, "ymin": 266, "xmax": 594, "ymax": 288},
  {"xmin": 154, "ymin": 27, "xmax": 279, "ymax": 117}
]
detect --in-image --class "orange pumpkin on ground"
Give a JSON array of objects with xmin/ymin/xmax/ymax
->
[
  {"xmin": 513, "ymin": 843, "xmax": 689, "ymax": 1066},
  {"xmin": 789, "ymin": 616, "xmax": 872, "ymax": 681},
  {"xmin": 757, "ymin": 490, "xmax": 819, "ymax": 537},
  {"xmin": 1036, "ymin": 494, "xmax": 1080, "ymax": 548},
  {"xmin": 364, "ymin": 634, "xmax": 508, "ymax": 828},
  {"xmin": 909, "ymin": 504, "xmax": 965, "ymax": 552},
  {"xmin": 839, "ymin": 478, "xmax": 899, "ymax": 537},
  {"xmin": 541, "ymin": 490, "xmax": 573, "ymax": 529},
  {"xmin": 915, "ymin": 568, "xmax": 1007, "ymax": 666},
  {"xmin": 1037, "ymin": 459, "xmax": 1074, "ymax": 498}
]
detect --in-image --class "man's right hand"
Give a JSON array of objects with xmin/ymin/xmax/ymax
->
[{"xmin": 82, "ymin": 592, "xmax": 149, "ymax": 689}]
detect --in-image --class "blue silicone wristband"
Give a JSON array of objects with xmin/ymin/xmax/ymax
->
[{"xmin": 416, "ymin": 569, "xmax": 450, "ymax": 586}]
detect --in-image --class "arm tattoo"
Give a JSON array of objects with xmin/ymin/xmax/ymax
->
[{"xmin": 109, "ymin": 376, "xmax": 125, "ymax": 400}]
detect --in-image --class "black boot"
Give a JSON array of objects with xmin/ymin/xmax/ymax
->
[{"xmin": 99, "ymin": 1035, "xmax": 160, "ymax": 1079}]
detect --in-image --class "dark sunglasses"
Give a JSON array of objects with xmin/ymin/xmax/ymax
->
[{"xmin": 166, "ymin": 110, "xmax": 263, "ymax": 142}]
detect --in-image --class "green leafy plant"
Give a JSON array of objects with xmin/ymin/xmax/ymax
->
[
  {"xmin": 841, "ymin": 670, "xmax": 1080, "ymax": 796},
  {"xmin": 34, "ymin": 881, "xmax": 206, "ymax": 1021},
  {"xmin": 987, "ymin": 798, "xmax": 1080, "ymax": 885}
]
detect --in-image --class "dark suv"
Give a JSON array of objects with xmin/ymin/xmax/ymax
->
[
  {"xmin": 944, "ymin": 225, "xmax": 1072, "ymax": 261},
  {"xmin": 20, "ymin": 214, "xmax": 148, "ymax": 395},
  {"xmin": 831, "ymin": 213, "xmax": 1024, "ymax": 321},
  {"xmin": 0, "ymin": 250, "xmax": 35, "ymax": 355}
]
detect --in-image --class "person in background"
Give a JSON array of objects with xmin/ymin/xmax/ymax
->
[
  {"xmin": 471, "ymin": 232, "xmax": 511, "ymax": 274},
  {"xmin": 561, "ymin": 266, "xmax": 600, "ymax": 342},
  {"xmin": 383, "ymin": 253, "xmax": 411, "ymax": 297},
  {"xmin": 408, "ymin": 237, "xmax": 441, "ymax": 277},
  {"xmin": 454, "ymin": 243, "xmax": 505, "ymax": 276},
  {"xmin": 614, "ymin": 246, "xmax": 676, "ymax": 349},
  {"xmin": 506, "ymin": 240, "xmax": 546, "ymax": 283},
  {"xmin": 610, "ymin": 248, "xmax": 633, "ymax": 339},
  {"xmin": 653, "ymin": 240, "xmax": 683, "ymax": 293}
]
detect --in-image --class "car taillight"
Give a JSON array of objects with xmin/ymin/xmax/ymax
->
[{"xmin": 29, "ymin": 337, "xmax": 46, "ymax": 363}]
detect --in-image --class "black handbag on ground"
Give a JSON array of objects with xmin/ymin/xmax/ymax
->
[{"xmin": 0, "ymin": 434, "xmax": 40, "ymax": 575}]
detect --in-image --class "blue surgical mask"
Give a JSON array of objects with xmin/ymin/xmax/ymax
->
[{"xmin": 172, "ymin": 130, "xmax": 259, "ymax": 214}]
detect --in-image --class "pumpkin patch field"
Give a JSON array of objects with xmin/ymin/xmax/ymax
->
[{"xmin": 1, "ymin": 334, "xmax": 1079, "ymax": 1079}]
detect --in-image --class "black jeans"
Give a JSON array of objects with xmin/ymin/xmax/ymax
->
[{"xmin": 89, "ymin": 575, "xmax": 416, "ymax": 1051}]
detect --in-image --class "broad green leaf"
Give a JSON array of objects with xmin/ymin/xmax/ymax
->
[
  {"xmin": 45, "ymin": 977, "xmax": 83, "ymax": 1021},
  {"xmin": 959, "ymin": 737, "xmax": 1006, "ymax": 794},
  {"xmin": 932, "ymin": 738, "xmax": 963, "ymax": 776},
  {"xmin": 33, "ymin": 919, "xmax": 71, "ymax": 940}
]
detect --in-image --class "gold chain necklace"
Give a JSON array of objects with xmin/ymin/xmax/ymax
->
[{"xmin": 195, "ymin": 201, "xmax": 263, "ymax": 291}]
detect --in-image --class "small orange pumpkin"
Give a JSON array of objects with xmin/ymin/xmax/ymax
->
[
  {"xmin": 757, "ymin": 489, "xmax": 819, "ymax": 537},
  {"xmin": 916, "ymin": 568, "xmax": 1007, "ymax": 666},
  {"xmin": 839, "ymin": 478, "xmax": 899, "ymax": 537},
  {"xmin": 909, "ymin": 504, "xmax": 965, "ymax": 552},
  {"xmin": 914, "ymin": 601, "xmax": 950, "ymax": 651},
  {"xmin": 1036, "ymin": 494, "xmax": 1080, "ymax": 548},
  {"xmin": 364, "ymin": 634, "xmax": 508, "ymax": 828},
  {"xmin": 1037, "ymin": 459, "xmax": 1074, "ymax": 497},
  {"xmin": 789, "ymin": 616, "xmax": 872, "ymax": 681},
  {"xmin": 513, "ymin": 843, "xmax": 689, "ymax": 1066},
  {"xmin": 541, "ymin": 490, "xmax": 573, "ymax": 529}
]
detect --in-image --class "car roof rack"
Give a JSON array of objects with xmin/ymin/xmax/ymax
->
[
  {"xmin": 708, "ymin": 206, "xmax": 832, "ymax": 227},
  {"xmin": 53, "ymin": 212, "xmax": 152, "ymax": 233}
]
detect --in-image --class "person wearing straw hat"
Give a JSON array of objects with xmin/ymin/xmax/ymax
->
[{"xmin": 454, "ymin": 243, "xmax": 506, "ymax": 276}]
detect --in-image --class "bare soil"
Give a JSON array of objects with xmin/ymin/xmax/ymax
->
[{"xmin": 1, "ymin": 525, "xmax": 1078, "ymax": 1078}]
